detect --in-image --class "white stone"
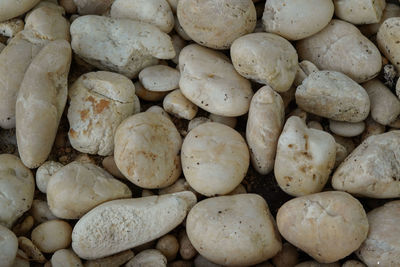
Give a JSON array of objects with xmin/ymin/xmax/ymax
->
[
  {"xmin": 72, "ymin": 192, "xmax": 196, "ymax": 260},
  {"xmin": 246, "ymin": 86, "xmax": 285, "ymax": 175},
  {"xmin": 70, "ymin": 15, "xmax": 175, "ymax": 79},
  {"xmin": 110, "ymin": 0, "xmax": 174, "ymax": 33},
  {"xmin": 139, "ymin": 65, "xmax": 180, "ymax": 92},
  {"xmin": 181, "ymin": 122, "xmax": 249, "ymax": 196},
  {"xmin": 68, "ymin": 71, "xmax": 137, "ymax": 156},
  {"xmin": 231, "ymin": 33, "xmax": 298, "ymax": 92},
  {"xmin": 263, "ymin": 0, "xmax": 334, "ymax": 40},
  {"xmin": 274, "ymin": 116, "xmax": 336, "ymax": 196},
  {"xmin": 35, "ymin": 161, "xmax": 63, "ymax": 193},
  {"xmin": 114, "ymin": 112, "xmax": 182, "ymax": 189},
  {"xmin": 187, "ymin": 194, "xmax": 281, "ymax": 266},
  {"xmin": 177, "ymin": 0, "xmax": 256, "ymax": 49},
  {"xmin": 297, "ymin": 19, "xmax": 382, "ymax": 83},
  {"xmin": 296, "ymin": 71, "xmax": 370, "ymax": 122},
  {"xmin": 0, "ymin": 154, "xmax": 34, "ymax": 228},
  {"xmin": 179, "ymin": 44, "xmax": 253, "ymax": 117},
  {"xmin": 332, "ymin": 131, "xmax": 400, "ymax": 198},
  {"xmin": 47, "ymin": 161, "xmax": 132, "ymax": 219},
  {"xmin": 163, "ymin": 89, "xmax": 198, "ymax": 120},
  {"xmin": 16, "ymin": 40, "xmax": 71, "ymax": 168}
]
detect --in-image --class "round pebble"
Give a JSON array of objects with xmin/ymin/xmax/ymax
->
[
  {"xmin": 329, "ymin": 120, "xmax": 366, "ymax": 137},
  {"xmin": 114, "ymin": 112, "xmax": 182, "ymax": 189},
  {"xmin": 187, "ymin": 194, "xmax": 282, "ymax": 266},
  {"xmin": 181, "ymin": 122, "xmax": 249, "ymax": 196},
  {"xmin": 35, "ymin": 161, "xmax": 63, "ymax": 193},
  {"xmin": 277, "ymin": 191, "xmax": 369, "ymax": 263},
  {"xmin": 177, "ymin": 0, "xmax": 256, "ymax": 49},
  {"xmin": 263, "ymin": 0, "xmax": 334, "ymax": 40},
  {"xmin": 156, "ymin": 235, "xmax": 179, "ymax": 261},
  {"xmin": 231, "ymin": 32, "xmax": 298, "ymax": 92},
  {"xmin": 31, "ymin": 220, "xmax": 72, "ymax": 253}
]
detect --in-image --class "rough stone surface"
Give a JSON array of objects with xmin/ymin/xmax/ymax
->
[{"xmin": 72, "ymin": 192, "xmax": 196, "ymax": 260}]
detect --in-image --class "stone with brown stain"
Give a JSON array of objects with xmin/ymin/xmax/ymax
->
[
  {"xmin": 114, "ymin": 112, "xmax": 182, "ymax": 189},
  {"xmin": 275, "ymin": 116, "xmax": 336, "ymax": 196},
  {"xmin": 163, "ymin": 89, "xmax": 198, "ymax": 120},
  {"xmin": 68, "ymin": 71, "xmax": 138, "ymax": 156}
]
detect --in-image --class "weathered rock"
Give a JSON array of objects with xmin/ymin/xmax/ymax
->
[
  {"xmin": 163, "ymin": 89, "xmax": 198, "ymax": 120},
  {"xmin": 35, "ymin": 161, "xmax": 64, "ymax": 193},
  {"xmin": 125, "ymin": 249, "xmax": 167, "ymax": 267},
  {"xmin": 329, "ymin": 120, "xmax": 365, "ymax": 137},
  {"xmin": 360, "ymin": 3, "xmax": 400, "ymax": 37},
  {"xmin": 275, "ymin": 116, "xmax": 336, "ymax": 196},
  {"xmin": 297, "ymin": 19, "xmax": 382, "ymax": 83},
  {"xmin": 47, "ymin": 161, "xmax": 132, "ymax": 219},
  {"xmin": 296, "ymin": 71, "xmax": 370, "ymax": 122},
  {"xmin": 0, "ymin": 7, "xmax": 70, "ymax": 129},
  {"xmin": 139, "ymin": 65, "xmax": 180, "ymax": 92},
  {"xmin": 277, "ymin": 191, "xmax": 369, "ymax": 263},
  {"xmin": 334, "ymin": 0, "xmax": 386, "ymax": 24},
  {"xmin": 110, "ymin": 0, "xmax": 174, "ymax": 33},
  {"xmin": 356, "ymin": 201, "xmax": 400, "ymax": 267},
  {"xmin": 31, "ymin": 220, "xmax": 72, "ymax": 253},
  {"xmin": 363, "ymin": 79, "xmax": 400, "ymax": 125},
  {"xmin": 51, "ymin": 249, "xmax": 83, "ymax": 267},
  {"xmin": 70, "ymin": 15, "xmax": 175, "ymax": 79},
  {"xmin": 68, "ymin": 71, "xmax": 137, "ymax": 156},
  {"xmin": 72, "ymin": 192, "xmax": 196, "ymax": 260},
  {"xmin": 332, "ymin": 131, "xmax": 400, "ymax": 198},
  {"xmin": 263, "ymin": 0, "xmax": 334, "ymax": 40},
  {"xmin": 0, "ymin": 0, "xmax": 41, "ymax": 22},
  {"xmin": 0, "ymin": 224, "xmax": 18, "ymax": 266},
  {"xmin": 0, "ymin": 154, "xmax": 34, "ymax": 228},
  {"xmin": 0, "ymin": 19, "xmax": 24, "ymax": 38}
]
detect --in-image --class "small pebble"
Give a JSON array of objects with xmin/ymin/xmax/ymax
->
[
  {"xmin": 31, "ymin": 220, "xmax": 72, "ymax": 253},
  {"xmin": 329, "ymin": 120, "xmax": 365, "ymax": 137}
]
